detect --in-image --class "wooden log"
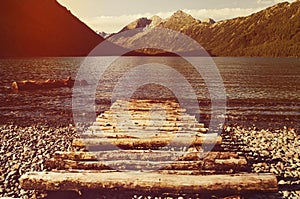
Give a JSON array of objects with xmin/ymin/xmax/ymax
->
[
  {"xmin": 90, "ymin": 126, "xmax": 115, "ymax": 131},
  {"xmin": 80, "ymin": 132, "xmax": 205, "ymax": 139},
  {"xmin": 72, "ymin": 135, "xmax": 222, "ymax": 149},
  {"xmin": 178, "ymin": 123, "xmax": 205, "ymax": 129},
  {"xmin": 111, "ymin": 107, "xmax": 183, "ymax": 112},
  {"xmin": 53, "ymin": 151, "xmax": 240, "ymax": 162},
  {"xmin": 90, "ymin": 122, "xmax": 208, "ymax": 133},
  {"xmin": 23, "ymin": 169, "xmax": 231, "ymax": 175},
  {"xmin": 99, "ymin": 112, "xmax": 195, "ymax": 119},
  {"xmin": 155, "ymin": 169, "xmax": 235, "ymax": 175},
  {"xmin": 100, "ymin": 109, "xmax": 189, "ymax": 115},
  {"xmin": 20, "ymin": 172, "xmax": 278, "ymax": 194},
  {"xmin": 88, "ymin": 127, "xmax": 206, "ymax": 135},
  {"xmin": 112, "ymin": 100, "xmax": 179, "ymax": 105},
  {"xmin": 94, "ymin": 118, "xmax": 203, "ymax": 130},
  {"xmin": 45, "ymin": 157, "xmax": 247, "ymax": 171},
  {"xmin": 112, "ymin": 101, "xmax": 181, "ymax": 108},
  {"xmin": 99, "ymin": 114, "xmax": 182, "ymax": 121},
  {"xmin": 92, "ymin": 121, "xmax": 180, "ymax": 128},
  {"xmin": 11, "ymin": 76, "xmax": 88, "ymax": 91}
]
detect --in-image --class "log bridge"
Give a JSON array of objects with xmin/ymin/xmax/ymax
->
[{"xmin": 20, "ymin": 100, "xmax": 278, "ymax": 198}]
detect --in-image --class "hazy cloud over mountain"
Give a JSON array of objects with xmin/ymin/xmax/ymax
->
[
  {"xmin": 257, "ymin": 0, "xmax": 294, "ymax": 4},
  {"xmin": 85, "ymin": 7, "xmax": 263, "ymax": 33},
  {"xmin": 58, "ymin": 0, "xmax": 297, "ymax": 33}
]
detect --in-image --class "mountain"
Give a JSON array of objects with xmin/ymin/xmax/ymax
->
[
  {"xmin": 186, "ymin": 1, "xmax": 300, "ymax": 57},
  {"xmin": 0, "ymin": 0, "xmax": 104, "ymax": 57},
  {"xmin": 149, "ymin": 15, "xmax": 163, "ymax": 28},
  {"xmin": 109, "ymin": 16, "xmax": 162, "ymax": 40},
  {"xmin": 2, "ymin": 0, "xmax": 298, "ymax": 57},
  {"xmin": 157, "ymin": 10, "xmax": 201, "ymax": 32},
  {"xmin": 109, "ymin": 1, "xmax": 300, "ymax": 57},
  {"xmin": 203, "ymin": 18, "xmax": 216, "ymax": 24},
  {"xmin": 116, "ymin": 16, "xmax": 162, "ymax": 34},
  {"xmin": 119, "ymin": 17, "xmax": 152, "ymax": 32},
  {"xmin": 98, "ymin": 31, "xmax": 111, "ymax": 39},
  {"xmin": 107, "ymin": 10, "xmax": 205, "ymax": 55}
]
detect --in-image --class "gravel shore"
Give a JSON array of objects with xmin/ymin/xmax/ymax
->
[
  {"xmin": 223, "ymin": 125, "xmax": 300, "ymax": 199},
  {"xmin": 0, "ymin": 124, "xmax": 299, "ymax": 198},
  {"xmin": 0, "ymin": 124, "xmax": 78, "ymax": 198}
]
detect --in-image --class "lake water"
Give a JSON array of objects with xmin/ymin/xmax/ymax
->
[{"xmin": 0, "ymin": 57, "xmax": 299, "ymax": 131}]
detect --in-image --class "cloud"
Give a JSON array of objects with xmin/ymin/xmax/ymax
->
[
  {"xmin": 85, "ymin": 14, "xmax": 154, "ymax": 33},
  {"xmin": 257, "ymin": 0, "xmax": 273, "ymax": 4},
  {"xmin": 84, "ymin": 7, "xmax": 268, "ymax": 33},
  {"xmin": 257, "ymin": 0, "xmax": 295, "ymax": 4},
  {"xmin": 182, "ymin": 8, "xmax": 263, "ymax": 22}
]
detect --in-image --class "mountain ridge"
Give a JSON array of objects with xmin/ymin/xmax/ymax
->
[
  {"xmin": 188, "ymin": 0, "xmax": 300, "ymax": 57},
  {"xmin": 109, "ymin": 1, "xmax": 300, "ymax": 57}
]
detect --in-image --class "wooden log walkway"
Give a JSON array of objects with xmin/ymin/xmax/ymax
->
[{"xmin": 19, "ymin": 99, "xmax": 278, "ymax": 198}]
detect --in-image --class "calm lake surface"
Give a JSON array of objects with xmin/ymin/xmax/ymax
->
[{"xmin": 0, "ymin": 57, "xmax": 299, "ymax": 130}]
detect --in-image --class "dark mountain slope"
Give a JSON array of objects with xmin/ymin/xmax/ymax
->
[{"xmin": 0, "ymin": 0, "xmax": 104, "ymax": 57}]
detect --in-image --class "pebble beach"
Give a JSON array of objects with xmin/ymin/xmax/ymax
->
[
  {"xmin": 223, "ymin": 125, "xmax": 300, "ymax": 198},
  {"xmin": 0, "ymin": 124, "xmax": 299, "ymax": 198},
  {"xmin": 0, "ymin": 125, "xmax": 78, "ymax": 198}
]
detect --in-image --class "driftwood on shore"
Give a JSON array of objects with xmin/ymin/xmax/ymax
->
[
  {"xmin": 20, "ymin": 171, "xmax": 278, "ymax": 194},
  {"xmin": 11, "ymin": 76, "xmax": 88, "ymax": 91}
]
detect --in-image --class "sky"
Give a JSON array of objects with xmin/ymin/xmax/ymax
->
[{"xmin": 57, "ymin": 0, "xmax": 296, "ymax": 33}]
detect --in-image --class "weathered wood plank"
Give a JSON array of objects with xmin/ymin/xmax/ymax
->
[
  {"xmin": 99, "ymin": 113, "xmax": 194, "ymax": 120},
  {"xmin": 72, "ymin": 135, "xmax": 222, "ymax": 149},
  {"xmin": 111, "ymin": 102, "xmax": 181, "ymax": 109},
  {"xmin": 109, "ymin": 107, "xmax": 184, "ymax": 112},
  {"xmin": 20, "ymin": 172, "xmax": 278, "ymax": 194},
  {"xmin": 89, "ymin": 124, "xmax": 208, "ymax": 133},
  {"xmin": 112, "ymin": 100, "xmax": 180, "ymax": 106},
  {"xmin": 53, "ymin": 151, "xmax": 239, "ymax": 162},
  {"xmin": 92, "ymin": 121, "xmax": 205, "ymax": 128},
  {"xmin": 87, "ymin": 128, "xmax": 207, "ymax": 136},
  {"xmin": 99, "ymin": 115, "xmax": 185, "ymax": 122},
  {"xmin": 80, "ymin": 132, "xmax": 207, "ymax": 139},
  {"xmin": 45, "ymin": 157, "xmax": 247, "ymax": 171},
  {"xmin": 93, "ymin": 121, "xmax": 178, "ymax": 128},
  {"xmin": 28, "ymin": 169, "xmax": 233, "ymax": 175}
]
